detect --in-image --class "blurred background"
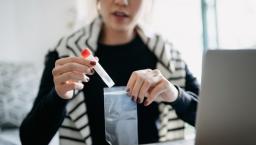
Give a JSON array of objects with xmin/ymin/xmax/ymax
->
[{"xmin": 0, "ymin": 0, "xmax": 255, "ymax": 144}]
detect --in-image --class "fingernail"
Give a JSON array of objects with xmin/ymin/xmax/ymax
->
[
  {"xmin": 84, "ymin": 78, "xmax": 90, "ymax": 82},
  {"xmin": 90, "ymin": 61, "xmax": 96, "ymax": 66},
  {"xmin": 138, "ymin": 98, "xmax": 142, "ymax": 104},
  {"xmin": 126, "ymin": 89, "xmax": 131, "ymax": 96},
  {"xmin": 90, "ymin": 69, "xmax": 95, "ymax": 74},
  {"xmin": 83, "ymin": 75, "xmax": 90, "ymax": 82},
  {"xmin": 144, "ymin": 100, "xmax": 149, "ymax": 106}
]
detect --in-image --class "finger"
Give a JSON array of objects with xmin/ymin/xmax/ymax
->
[
  {"xmin": 86, "ymin": 57, "xmax": 98, "ymax": 75},
  {"xmin": 87, "ymin": 69, "xmax": 95, "ymax": 76},
  {"xmin": 131, "ymin": 77, "xmax": 144, "ymax": 103},
  {"xmin": 126, "ymin": 72, "xmax": 138, "ymax": 96},
  {"xmin": 54, "ymin": 71, "xmax": 89, "ymax": 84},
  {"xmin": 138, "ymin": 80, "xmax": 151, "ymax": 104},
  {"xmin": 56, "ymin": 82, "xmax": 84, "ymax": 99},
  {"xmin": 53, "ymin": 63, "xmax": 92, "ymax": 76},
  {"xmin": 83, "ymin": 74, "xmax": 90, "ymax": 82},
  {"xmin": 136, "ymin": 70, "xmax": 161, "ymax": 103},
  {"xmin": 55, "ymin": 57, "xmax": 96, "ymax": 67},
  {"xmin": 152, "ymin": 69, "xmax": 161, "ymax": 77},
  {"xmin": 144, "ymin": 81, "xmax": 165, "ymax": 106},
  {"xmin": 62, "ymin": 82, "xmax": 84, "ymax": 92}
]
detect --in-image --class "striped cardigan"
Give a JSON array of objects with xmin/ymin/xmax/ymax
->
[{"xmin": 54, "ymin": 17, "xmax": 187, "ymax": 145}]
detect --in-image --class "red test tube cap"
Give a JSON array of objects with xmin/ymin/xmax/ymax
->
[{"xmin": 81, "ymin": 49, "xmax": 91, "ymax": 59}]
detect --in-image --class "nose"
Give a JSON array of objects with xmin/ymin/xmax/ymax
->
[{"xmin": 114, "ymin": 0, "xmax": 129, "ymax": 6}]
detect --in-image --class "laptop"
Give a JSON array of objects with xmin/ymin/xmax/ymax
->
[{"xmin": 195, "ymin": 49, "xmax": 256, "ymax": 145}]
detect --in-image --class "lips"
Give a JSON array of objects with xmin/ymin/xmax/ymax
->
[{"xmin": 112, "ymin": 11, "xmax": 129, "ymax": 18}]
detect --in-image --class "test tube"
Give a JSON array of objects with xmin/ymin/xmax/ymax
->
[{"xmin": 81, "ymin": 49, "xmax": 115, "ymax": 88}]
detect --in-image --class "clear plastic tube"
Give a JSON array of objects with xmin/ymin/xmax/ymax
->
[{"xmin": 81, "ymin": 49, "xmax": 115, "ymax": 88}]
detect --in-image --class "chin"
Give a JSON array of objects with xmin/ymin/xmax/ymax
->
[{"xmin": 111, "ymin": 23, "xmax": 134, "ymax": 32}]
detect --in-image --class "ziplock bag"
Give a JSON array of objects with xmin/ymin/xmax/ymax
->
[{"xmin": 104, "ymin": 86, "xmax": 138, "ymax": 145}]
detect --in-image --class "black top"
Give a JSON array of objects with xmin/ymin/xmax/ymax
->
[{"xmin": 20, "ymin": 35, "xmax": 199, "ymax": 145}]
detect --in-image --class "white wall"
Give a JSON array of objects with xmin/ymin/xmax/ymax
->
[{"xmin": 0, "ymin": 0, "xmax": 77, "ymax": 65}]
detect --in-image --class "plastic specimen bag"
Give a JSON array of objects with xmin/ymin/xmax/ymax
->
[{"xmin": 104, "ymin": 86, "xmax": 138, "ymax": 145}]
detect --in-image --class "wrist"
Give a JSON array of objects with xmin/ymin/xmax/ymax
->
[{"xmin": 164, "ymin": 82, "xmax": 179, "ymax": 103}]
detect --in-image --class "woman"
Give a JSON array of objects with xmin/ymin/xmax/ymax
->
[{"xmin": 20, "ymin": 0, "xmax": 199, "ymax": 145}]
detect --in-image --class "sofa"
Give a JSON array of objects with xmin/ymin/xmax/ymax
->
[{"xmin": 0, "ymin": 61, "xmax": 42, "ymax": 145}]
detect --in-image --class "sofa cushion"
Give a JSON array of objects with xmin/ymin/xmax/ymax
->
[
  {"xmin": 0, "ymin": 128, "xmax": 20, "ymax": 145},
  {"xmin": 0, "ymin": 62, "xmax": 41, "ymax": 128}
]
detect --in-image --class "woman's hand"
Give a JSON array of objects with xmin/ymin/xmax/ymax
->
[
  {"xmin": 52, "ymin": 57, "xmax": 96, "ymax": 99},
  {"xmin": 126, "ymin": 69, "xmax": 178, "ymax": 106}
]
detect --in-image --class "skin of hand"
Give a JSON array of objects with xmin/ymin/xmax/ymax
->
[
  {"xmin": 126, "ymin": 69, "xmax": 178, "ymax": 106},
  {"xmin": 52, "ymin": 57, "xmax": 98, "ymax": 99}
]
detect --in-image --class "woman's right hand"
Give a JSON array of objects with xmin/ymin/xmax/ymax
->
[{"xmin": 52, "ymin": 57, "xmax": 96, "ymax": 99}]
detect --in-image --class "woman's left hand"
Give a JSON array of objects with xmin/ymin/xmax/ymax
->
[{"xmin": 126, "ymin": 69, "xmax": 179, "ymax": 106}]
